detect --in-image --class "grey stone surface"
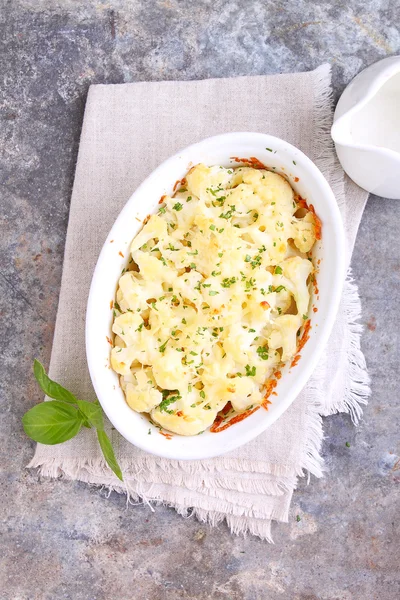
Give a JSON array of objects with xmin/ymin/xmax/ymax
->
[{"xmin": 1, "ymin": 1, "xmax": 400, "ymax": 598}]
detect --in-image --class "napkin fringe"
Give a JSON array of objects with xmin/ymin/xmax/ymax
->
[
  {"xmin": 327, "ymin": 272, "xmax": 371, "ymax": 422},
  {"xmin": 226, "ymin": 514, "xmax": 273, "ymax": 541},
  {"xmin": 121, "ymin": 482, "xmax": 286, "ymax": 521},
  {"xmin": 130, "ymin": 488, "xmax": 277, "ymax": 540},
  {"xmin": 181, "ymin": 508, "xmax": 278, "ymax": 542},
  {"xmin": 125, "ymin": 469, "xmax": 293, "ymax": 496},
  {"xmin": 311, "ymin": 63, "xmax": 344, "ymax": 207},
  {"xmin": 29, "ymin": 454, "xmax": 304, "ymax": 481},
  {"xmin": 343, "ymin": 272, "xmax": 371, "ymax": 422},
  {"xmin": 28, "ymin": 451, "xmax": 295, "ymax": 497},
  {"xmin": 302, "ymin": 395, "xmax": 325, "ymax": 480},
  {"xmin": 131, "ymin": 456, "xmax": 298, "ymax": 477},
  {"xmin": 195, "ymin": 510, "xmax": 274, "ymax": 542},
  {"xmin": 162, "ymin": 506, "xmax": 275, "ymax": 541}
]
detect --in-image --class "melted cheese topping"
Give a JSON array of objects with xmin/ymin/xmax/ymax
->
[{"xmin": 111, "ymin": 164, "xmax": 318, "ymax": 435}]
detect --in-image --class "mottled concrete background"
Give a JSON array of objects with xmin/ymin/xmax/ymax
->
[{"xmin": 1, "ymin": 1, "xmax": 400, "ymax": 599}]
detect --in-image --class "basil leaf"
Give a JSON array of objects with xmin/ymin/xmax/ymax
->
[
  {"xmin": 22, "ymin": 401, "xmax": 82, "ymax": 445},
  {"xmin": 25, "ymin": 361, "xmax": 124, "ymax": 481},
  {"xmin": 97, "ymin": 430, "xmax": 123, "ymax": 481},
  {"xmin": 33, "ymin": 360, "xmax": 77, "ymax": 405},
  {"xmin": 77, "ymin": 400, "xmax": 104, "ymax": 430}
]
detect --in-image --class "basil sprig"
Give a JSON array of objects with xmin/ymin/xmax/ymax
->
[{"xmin": 22, "ymin": 360, "xmax": 123, "ymax": 481}]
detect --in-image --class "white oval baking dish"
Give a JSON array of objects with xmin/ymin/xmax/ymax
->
[{"xmin": 86, "ymin": 132, "xmax": 345, "ymax": 460}]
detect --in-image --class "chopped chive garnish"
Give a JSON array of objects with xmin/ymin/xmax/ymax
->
[
  {"xmin": 256, "ymin": 346, "xmax": 269, "ymax": 360},
  {"xmin": 245, "ymin": 365, "xmax": 256, "ymax": 377},
  {"xmin": 158, "ymin": 339, "xmax": 169, "ymax": 352}
]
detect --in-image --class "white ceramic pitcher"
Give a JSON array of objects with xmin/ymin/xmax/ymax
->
[{"xmin": 332, "ymin": 56, "xmax": 400, "ymax": 199}]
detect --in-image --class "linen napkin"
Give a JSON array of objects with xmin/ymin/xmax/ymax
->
[{"xmin": 28, "ymin": 65, "xmax": 370, "ymax": 541}]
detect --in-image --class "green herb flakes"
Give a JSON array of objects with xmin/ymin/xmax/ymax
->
[
  {"xmin": 158, "ymin": 339, "xmax": 169, "ymax": 353},
  {"xmin": 245, "ymin": 365, "xmax": 256, "ymax": 377},
  {"xmin": 221, "ymin": 277, "xmax": 236, "ymax": 288},
  {"xmin": 256, "ymin": 346, "xmax": 269, "ymax": 361}
]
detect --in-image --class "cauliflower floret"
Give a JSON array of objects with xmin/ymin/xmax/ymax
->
[
  {"xmin": 134, "ymin": 251, "xmax": 177, "ymax": 284},
  {"xmin": 266, "ymin": 314, "xmax": 303, "ymax": 361},
  {"xmin": 117, "ymin": 272, "xmax": 163, "ymax": 312},
  {"xmin": 250, "ymin": 171, "xmax": 294, "ymax": 210},
  {"xmin": 228, "ymin": 376, "xmax": 264, "ymax": 412},
  {"xmin": 130, "ymin": 215, "xmax": 168, "ymax": 253},
  {"xmin": 151, "ymin": 386, "xmax": 225, "ymax": 435},
  {"xmin": 222, "ymin": 324, "xmax": 258, "ymax": 365},
  {"xmin": 186, "ymin": 163, "xmax": 232, "ymax": 200},
  {"xmin": 112, "ymin": 312, "xmax": 143, "ymax": 346},
  {"xmin": 110, "ymin": 345, "xmax": 137, "ymax": 375},
  {"xmin": 152, "ymin": 347, "xmax": 191, "ymax": 389},
  {"xmin": 291, "ymin": 212, "xmax": 316, "ymax": 253},
  {"xmin": 125, "ymin": 370, "xmax": 162, "ymax": 413},
  {"xmin": 151, "ymin": 404, "xmax": 217, "ymax": 436},
  {"xmin": 282, "ymin": 256, "xmax": 313, "ymax": 316}
]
